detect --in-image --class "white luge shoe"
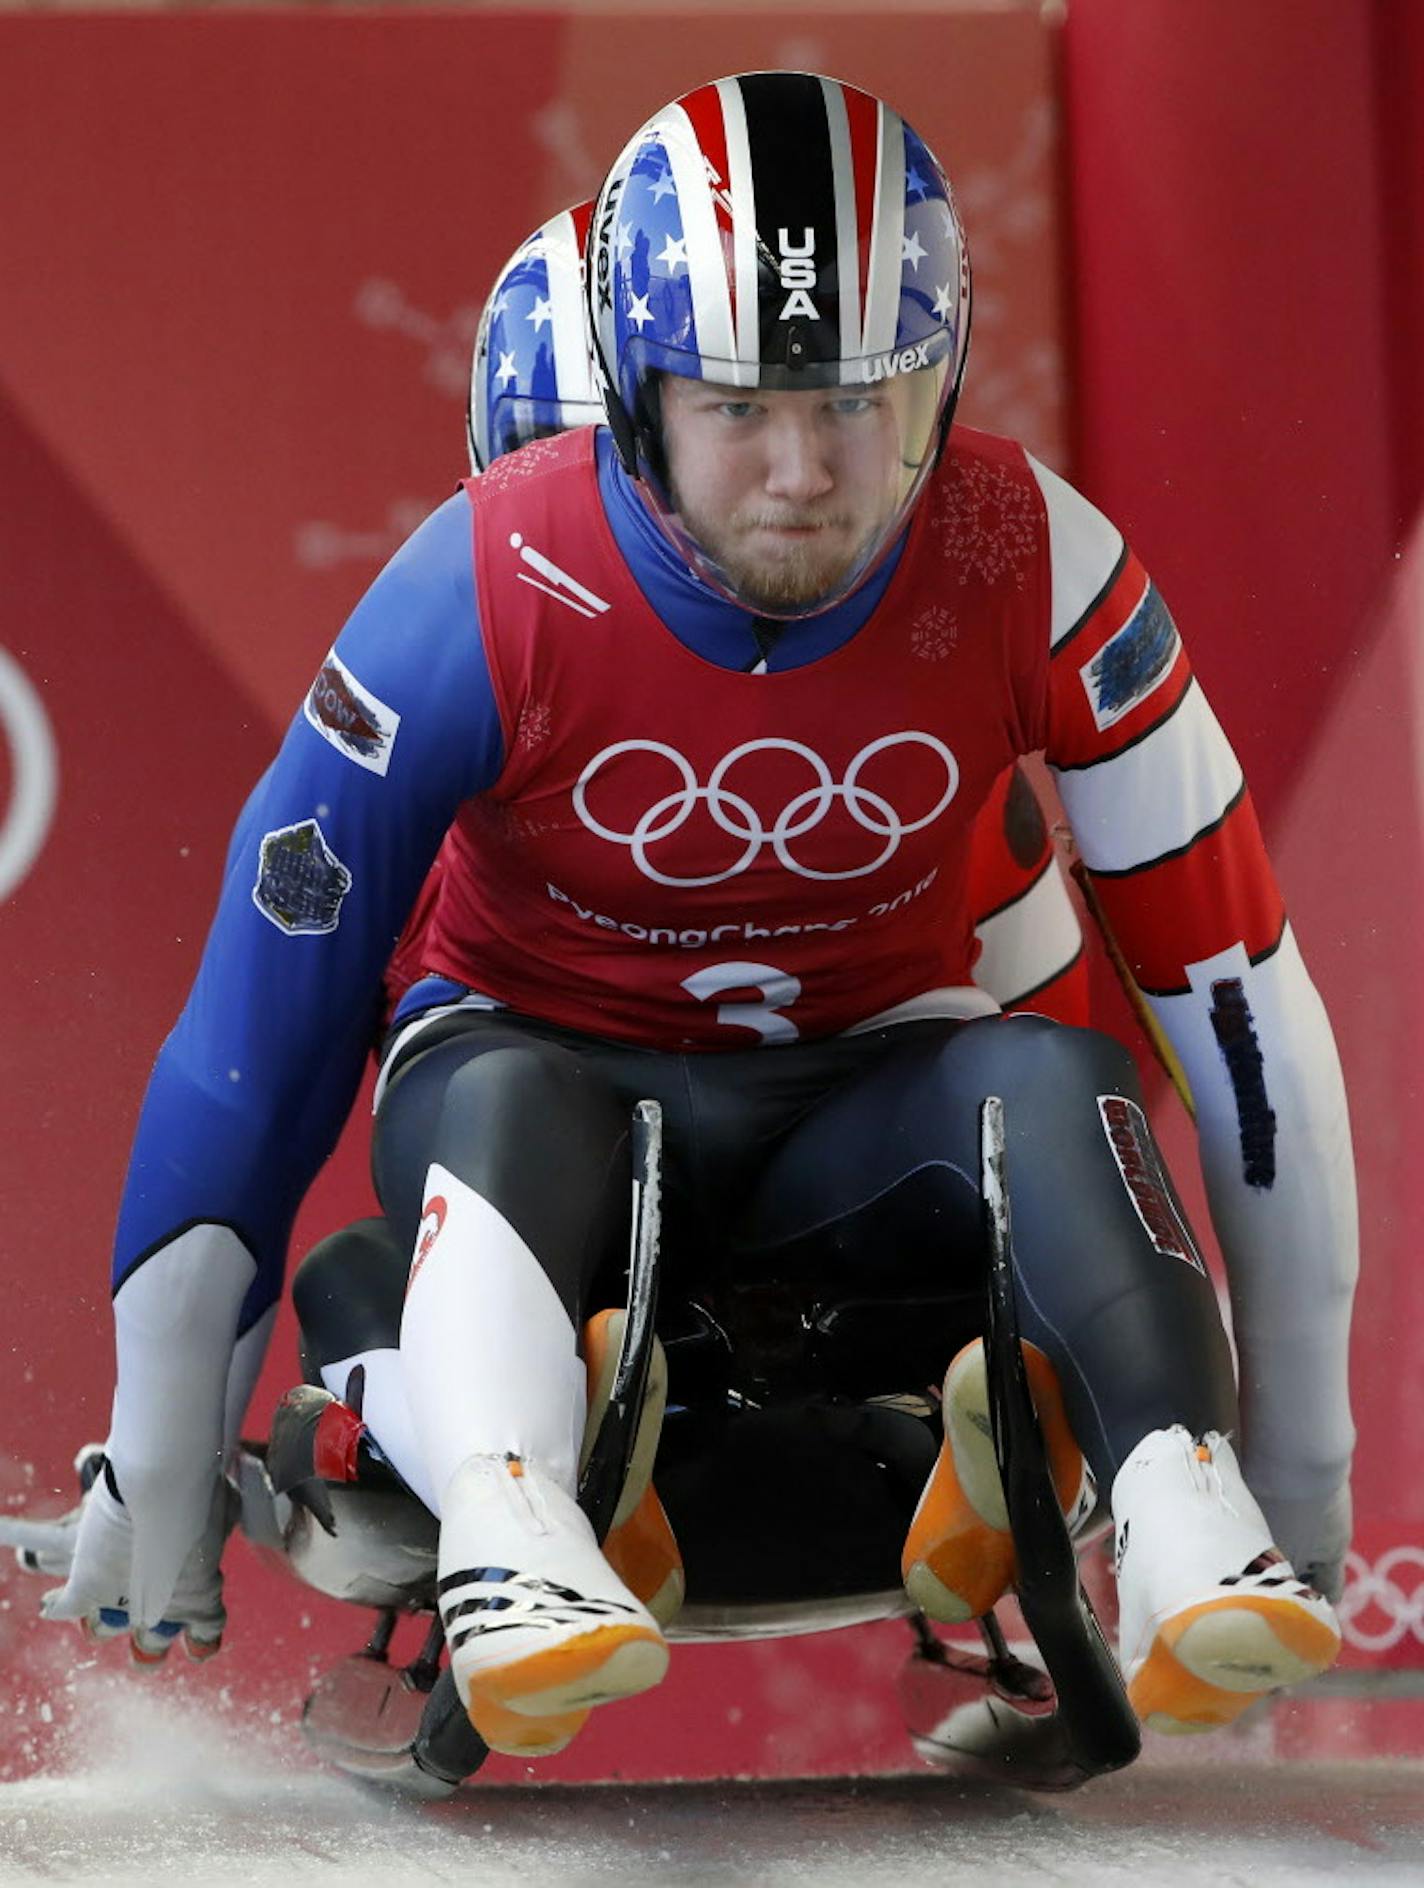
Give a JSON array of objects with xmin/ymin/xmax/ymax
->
[
  {"xmin": 1112, "ymin": 1426, "xmax": 1341, "ymax": 1735},
  {"xmin": 437, "ymin": 1452, "xmax": 668, "ymax": 1757}
]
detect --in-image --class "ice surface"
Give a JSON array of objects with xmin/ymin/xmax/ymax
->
[{"xmin": 0, "ymin": 1685, "xmax": 1420, "ymax": 1887}]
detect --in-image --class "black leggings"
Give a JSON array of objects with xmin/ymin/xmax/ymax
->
[{"xmin": 352, "ymin": 1008, "xmax": 1236, "ymax": 1497}]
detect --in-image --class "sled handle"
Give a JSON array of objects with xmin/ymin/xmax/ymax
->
[
  {"xmin": 981, "ymin": 1096, "xmax": 1141, "ymax": 1781},
  {"xmin": 577, "ymin": 1099, "xmax": 663, "ymax": 1541}
]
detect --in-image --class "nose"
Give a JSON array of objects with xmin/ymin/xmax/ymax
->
[{"xmin": 763, "ymin": 413, "xmax": 835, "ymax": 503}]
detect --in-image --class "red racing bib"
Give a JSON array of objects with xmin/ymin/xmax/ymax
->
[{"xmin": 421, "ymin": 427, "xmax": 1051, "ymax": 1049}]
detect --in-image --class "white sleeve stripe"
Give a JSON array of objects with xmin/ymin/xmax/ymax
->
[
  {"xmin": 1026, "ymin": 452, "xmax": 1126, "ymax": 649},
  {"xmin": 1010, "ymin": 942, "xmax": 1085, "ymax": 1006},
  {"xmin": 1053, "ymin": 679, "xmax": 1245, "ymax": 876},
  {"xmin": 1052, "ymin": 543, "xmax": 1130, "ymax": 659},
  {"xmin": 1086, "ymin": 777, "xmax": 1248, "ymax": 882},
  {"xmin": 974, "ymin": 857, "xmax": 1084, "ymax": 1006}
]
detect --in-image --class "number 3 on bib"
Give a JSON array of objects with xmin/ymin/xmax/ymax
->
[{"xmin": 681, "ymin": 961, "xmax": 802, "ymax": 1045}]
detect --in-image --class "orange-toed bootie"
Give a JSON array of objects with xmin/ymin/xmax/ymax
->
[
  {"xmin": 580, "ymin": 1308, "xmax": 684, "ymax": 1630},
  {"xmin": 1113, "ymin": 1427, "xmax": 1341, "ymax": 1735},
  {"xmin": 902, "ymin": 1337, "xmax": 1094, "ymax": 1623},
  {"xmin": 439, "ymin": 1309, "xmax": 683, "ymax": 1761},
  {"xmin": 438, "ymin": 1453, "xmax": 669, "ymax": 1759}
]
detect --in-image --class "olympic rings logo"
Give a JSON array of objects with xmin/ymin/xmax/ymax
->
[
  {"xmin": 0, "ymin": 645, "xmax": 58, "ymax": 904},
  {"xmin": 572, "ymin": 734, "xmax": 959, "ymax": 887},
  {"xmin": 1338, "ymin": 1546, "xmax": 1424, "ymax": 1653}
]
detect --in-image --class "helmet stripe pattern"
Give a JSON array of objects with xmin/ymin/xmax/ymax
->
[
  {"xmin": 841, "ymin": 80, "xmax": 881, "ymax": 335},
  {"xmin": 715, "ymin": 78, "xmax": 761, "ymax": 371},
  {"xmin": 821, "ymin": 76, "xmax": 863, "ymax": 364},
  {"xmin": 548, "ymin": 202, "xmax": 595, "ymax": 422},
  {"xmin": 590, "ymin": 71, "xmax": 969, "ymax": 398},
  {"xmin": 677, "ymin": 83, "xmax": 736, "ymax": 340},
  {"xmin": 647, "ymin": 102, "xmax": 731, "ymax": 367},
  {"xmin": 862, "ymin": 103, "xmax": 907, "ymax": 359},
  {"xmin": 737, "ymin": 72, "xmax": 841, "ymax": 363}
]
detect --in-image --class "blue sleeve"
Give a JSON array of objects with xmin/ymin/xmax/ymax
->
[{"xmin": 111, "ymin": 491, "xmax": 504, "ymax": 1330}]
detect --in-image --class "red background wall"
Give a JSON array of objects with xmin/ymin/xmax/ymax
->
[
  {"xmin": 1, "ymin": 3, "xmax": 1420, "ymax": 1780},
  {"xmin": 1064, "ymin": 0, "xmax": 1424, "ymax": 1689}
]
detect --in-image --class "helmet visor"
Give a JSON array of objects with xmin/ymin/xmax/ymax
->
[
  {"xmin": 472, "ymin": 394, "xmax": 604, "ymax": 474},
  {"xmin": 628, "ymin": 329, "xmax": 954, "ymax": 619}
]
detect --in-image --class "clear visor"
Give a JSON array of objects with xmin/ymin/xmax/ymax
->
[
  {"xmin": 629, "ymin": 332, "xmax": 954, "ymax": 619},
  {"xmin": 487, "ymin": 394, "xmax": 603, "ymax": 467}
]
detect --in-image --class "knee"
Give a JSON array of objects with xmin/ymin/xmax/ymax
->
[
  {"xmin": 434, "ymin": 1046, "xmax": 626, "ymax": 1183},
  {"xmin": 949, "ymin": 1015, "xmax": 1142, "ymax": 1106},
  {"xmin": 293, "ymin": 1216, "xmax": 408, "ymax": 1366},
  {"xmin": 443, "ymin": 1044, "xmax": 616, "ymax": 1134}
]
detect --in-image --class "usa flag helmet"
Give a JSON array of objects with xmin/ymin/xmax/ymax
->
[
  {"xmin": 587, "ymin": 72, "xmax": 972, "ymax": 615},
  {"xmin": 468, "ymin": 201, "xmax": 601, "ymax": 472}
]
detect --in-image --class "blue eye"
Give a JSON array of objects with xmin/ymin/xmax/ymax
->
[{"xmin": 719, "ymin": 402, "xmax": 758, "ymax": 420}]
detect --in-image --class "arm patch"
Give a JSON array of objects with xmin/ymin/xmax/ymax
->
[
  {"xmin": 1081, "ymin": 584, "xmax": 1180, "ymax": 730},
  {"xmin": 252, "ymin": 819, "xmax": 353, "ymax": 936}
]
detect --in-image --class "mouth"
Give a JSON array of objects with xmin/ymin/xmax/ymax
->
[{"xmin": 748, "ymin": 517, "xmax": 846, "ymax": 541}]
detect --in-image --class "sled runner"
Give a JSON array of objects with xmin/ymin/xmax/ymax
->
[
  {"xmin": 3, "ymin": 1097, "xmax": 1139, "ymax": 1796},
  {"xmin": 895, "ymin": 1099, "xmax": 1139, "ymax": 1790},
  {"xmin": 251, "ymin": 1094, "xmax": 1138, "ymax": 1795}
]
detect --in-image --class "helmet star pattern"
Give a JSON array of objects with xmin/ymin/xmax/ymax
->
[{"xmin": 467, "ymin": 201, "xmax": 600, "ymax": 472}]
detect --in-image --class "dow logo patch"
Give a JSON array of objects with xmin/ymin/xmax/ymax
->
[
  {"xmin": 1098, "ymin": 1094, "xmax": 1205, "ymax": 1273},
  {"xmin": 252, "ymin": 819, "xmax": 352, "ymax": 936},
  {"xmin": 304, "ymin": 649, "xmax": 400, "ymax": 776}
]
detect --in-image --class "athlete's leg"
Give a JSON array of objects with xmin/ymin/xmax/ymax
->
[
  {"xmin": 739, "ymin": 1014, "xmax": 1338, "ymax": 1725},
  {"xmin": 291, "ymin": 1216, "xmax": 436, "ymax": 1510},
  {"xmin": 291, "ymin": 1214, "xmax": 683, "ymax": 1626},
  {"xmin": 739, "ymin": 1014, "xmax": 1235, "ymax": 1486},
  {"xmin": 371, "ymin": 1019, "xmax": 668, "ymax": 1750},
  {"xmin": 372, "ymin": 1026, "xmax": 634, "ymax": 1507}
]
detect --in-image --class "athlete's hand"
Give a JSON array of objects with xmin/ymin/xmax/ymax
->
[
  {"xmin": 0, "ymin": 1443, "xmax": 106, "ymax": 1578},
  {"xmin": 1257, "ymin": 1481, "xmax": 1352, "ymax": 1605},
  {"xmin": 35, "ymin": 1459, "xmax": 238, "ymax": 1663}
]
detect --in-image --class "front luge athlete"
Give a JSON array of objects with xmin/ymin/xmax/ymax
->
[{"xmin": 41, "ymin": 74, "xmax": 1355, "ymax": 1753}]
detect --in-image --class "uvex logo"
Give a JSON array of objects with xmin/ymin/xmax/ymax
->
[
  {"xmin": 594, "ymin": 175, "xmax": 625, "ymax": 313},
  {"xmin": 860, "ymin": 340, "xmax": 932, "ymax": 384},
  {"xmin": 777, "ymin": 228, "xmax": 820, "ymax": 322}
]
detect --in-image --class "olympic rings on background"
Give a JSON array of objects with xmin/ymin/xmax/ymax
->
[
  {"xmin": 0, "ymin": 645, "xmax": 58, "ymax": 904},
  {"xmin": 1338, "ymin": 1545, "xmax": 1424, "ymax": 1653}
]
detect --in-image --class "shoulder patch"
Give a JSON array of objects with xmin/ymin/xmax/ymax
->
[
  {"xmin": 304, "ymin": 649, "xmax": 401, "ymax": 776},
  {"xmin": 1080, "ymin": 584, "xmax": 1179, "ymax": 731},
  {"xmin": 252, "ymin": 819, "xmax": 353, "ymax": 936}
]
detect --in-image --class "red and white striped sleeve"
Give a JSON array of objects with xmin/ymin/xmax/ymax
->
[
  {"xmin": 967, "ymin": 763, "xmax": 1088, "ymax": 1025},
  {"xmin": 1027, "ymin": 453, "xmax": 1359, "ymax": 1574}
]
